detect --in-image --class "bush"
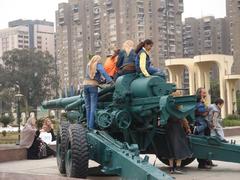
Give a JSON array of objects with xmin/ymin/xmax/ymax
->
[
  {"xmin": 0, "ymin": 115, "xmax": 14, "ymax": 127},
  {"xmin": 225, "ymin": 114, "xmax": 240, "ymax": 120},
  {"xmin": 2, "ymin": 130, "xmax": 7, "ymax": 137},
  {"xmin": 223, "ymin": 119, "xmax": 240, "ymax": 127}
]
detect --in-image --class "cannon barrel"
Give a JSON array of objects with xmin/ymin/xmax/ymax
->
[{"xmin": 42, "ymin": 95, "xmax": 81, "ymax": 109}]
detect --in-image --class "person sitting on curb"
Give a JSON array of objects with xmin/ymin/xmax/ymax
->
[
  {"xmin": 20, "ymin": 117, "xmax": 56, "ymax": 159},
  {"xmin": 39, "ymin": 117, "xmax": 56, "ymax": 144}
]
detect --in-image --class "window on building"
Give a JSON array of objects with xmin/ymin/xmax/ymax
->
[{"xmin": 73, "ymin": 4, "xmax": 79, "ymax": 13}]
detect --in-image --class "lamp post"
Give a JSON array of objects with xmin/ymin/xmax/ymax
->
[{"xmin": 15, "ymin": 93, "xmax": 23, "ymax": 145}]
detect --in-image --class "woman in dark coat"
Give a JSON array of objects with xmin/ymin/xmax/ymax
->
[{"xmin": 165, "ymin": 116, "xmax": 192, "ymax": 174}]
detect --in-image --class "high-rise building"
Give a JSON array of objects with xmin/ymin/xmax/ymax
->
[
  {"xmin": 182, "ymin": 16, "xmax": 231, "ymax": 91},
  {"xmin": 182, "ymin": 17, "xmax": 200, "ymax": 57},
  {"xmin": 183, "ymin": 16, "xmax": 231, "ymax": 58},
  {"xmin": 226, "ymin": 0, "xmax": 240, "ymax": 74},
  {"xmin": 8, "ymin": 19, "xmax": 55, "ymax": 57},
  {"xmin": 56, "ymin": 0, "xmax": 184, "ymax": 91},
  {"xmin": 0, "ymin": 19, "xmax": 55, "ymax": 63},
  {"xmin": 0, "ymin": 26, "xmax": 29, "ymax": 62}
]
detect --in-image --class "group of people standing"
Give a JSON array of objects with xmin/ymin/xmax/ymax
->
[
  {"xmin": 83, "ymin": 39, "xmax": 164, "ymax": 129},
  {"xmin": 164, "ymin": 87, "xmax": 226, "ymax": 174}
]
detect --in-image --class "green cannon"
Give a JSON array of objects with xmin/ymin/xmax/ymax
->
[{"xmin": 42, "ymin": 73, "xmax": 240, "ymax": 179}]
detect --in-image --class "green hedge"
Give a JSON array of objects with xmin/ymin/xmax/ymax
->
[
  {"xmin": 223, "ymin": 119, "xmax": 240, "ymax": 127},
  {"xmin": 0, "ymin": 132, "xmax": 18, "ymax": 144}
]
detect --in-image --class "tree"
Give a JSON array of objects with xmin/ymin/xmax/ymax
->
[
  {"xmin": 237, "ymin": 90, "xmax": 240, "ymax": 114},
  {"xmin": 0, "ymin": 87, "xmax": 15, "ymax": 113},
  {"xmin": 0, "ymin": 49, "xmax": 59, "ymax": 114},
  {"xmin": 0, "ymin": 115, "xmax": 14, "ymax": 127},
  {"xmin": 209, "ymin": 80, "xmax": 220, "ymax": 103}
]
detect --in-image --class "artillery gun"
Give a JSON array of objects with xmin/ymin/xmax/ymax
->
[{"xmin": 42, "ymin": 74, "xmax": 240, "ymax": 180}]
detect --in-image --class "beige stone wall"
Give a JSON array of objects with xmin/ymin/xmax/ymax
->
[{"xmin": 166, "ymin": 54, "xmax": 239, "ymax": 118}]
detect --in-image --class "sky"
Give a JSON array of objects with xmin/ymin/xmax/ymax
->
[
  {"xmin": 0, "ymin": 0, "xmax": 226, "ymax": 29},
  {"xmin": 183, "ymin": 0, "xmax": 226, "ymax": 19}
]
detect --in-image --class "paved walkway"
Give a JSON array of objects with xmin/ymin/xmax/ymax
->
[
  {"xmin": 0, "ymin": 136, "xmax": 240, "ymax": 180},
  {"xmin": 1, "ymin": 157, "xmax": 240, "ymax": 180}
]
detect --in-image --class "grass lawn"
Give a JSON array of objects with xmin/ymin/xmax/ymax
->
[{"xmin": 0, "ymin": 132, "xmax": 18, "ymax": 144}]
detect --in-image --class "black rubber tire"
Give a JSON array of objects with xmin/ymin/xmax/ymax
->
[
  {"xmin": 158, "ymin": 157, "xmax": 195, "ymax": 167},
  {"xmin": 56, "ymin": 121, "xmax": 70, "ymax": 174},
  {"xmin": 65, "ymin": 124, "xmax": 89, "ymax": 178}
]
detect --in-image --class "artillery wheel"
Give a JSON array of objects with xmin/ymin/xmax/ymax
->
[
  {"xmin": 65, "ymin": 124, "xmax": 89, "ymax": 178},
  {"xmin": 158, "ymin": 157, "xmax": 195, "ymax": 167},
  {"xmin": 56, "ymin": 121, "xmax": 70, "ymax": 174}
]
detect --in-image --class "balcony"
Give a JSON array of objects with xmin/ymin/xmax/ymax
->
[
  {"xmin": 168, "ymin": 2, "xmax": 174, "ymax": 7},
  {"xmin": 93, "ymin": 7, "xmax": 100, "ymax": 15},
  {"xmin": 73, "ymin": 14, "xmax": 80, "ymax": 22},
  {"xmin": 58, "ymin": 18, "xmax": 65, "ymax": 25},
  {"xmin": 94, "ymin": 15, "xmax": 100, "ymax": 20},
  {"xmin": 107, "ymin": 8, "xmax": 115, "ymax": 13},
  {"xmin": 204, "ymin": 42, "xmax": 212, "ymax": 48},
  {"xmin": 168, "ymin": 13, "xmax": 174, "ymax": 18},
  {"xmin": 177, "ymin": 3, "xmax": 184, "ymax": 13},
  {"xmin": 93, "ymin": 0, "xmax": 100, "ymax": 6},
  {"xmin": 94, "ymin": 41, "xmax": 101, "ymax": 48},
  {"xmin": 106, "ymin": 0, "xmax": 112, "ymax": 6}
]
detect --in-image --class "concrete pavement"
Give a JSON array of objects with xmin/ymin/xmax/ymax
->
[
  {"xmin": 1, "ymin": 156, "xmax": 240, "ymax": 180},
  {"xmin": 0, "ymin": 136, "xmax": 240, "ymax": 180},
  {"xmin": 0, "ymin": 158, "xmax": 118, "ymax": 180}
]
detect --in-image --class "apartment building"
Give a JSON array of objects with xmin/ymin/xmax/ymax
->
[
  {"xmin": 182, "ymin": 16, "xmax": 231, "ymax": 91},
  {"xmin": 8, "ymin": 19, "xmax": 55, "ymax": 57},
  {"xmin": 226, "ymin": 0, "xmax": 240, "ymax": 74},
  {"xmin": 183, "ymin": 16, "xmax": 231, "ymax": 58},
  {"xmin": 56, "ymin": 0, "xmax": 184, "ymax": 90},
  {"xmin": 0, "ymin": 19, "xmax": 55, "ymax": 64},
  {"xmin": 0, "ymin": 26, "xmax": 29, "ymax": 61}
]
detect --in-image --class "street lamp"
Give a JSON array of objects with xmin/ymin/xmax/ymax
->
[{"xmin": 15, "ymin": 93, "xmax": 23, "ymax": 145}]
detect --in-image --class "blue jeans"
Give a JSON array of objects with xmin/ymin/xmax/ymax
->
[
  {"xmin": 195, "ymin": 118, "xmax": 208, "ymax": 135},
  {"xmin": 84, "ymin": 85, "xmax": 98, "ymax": 129},
  {"xmin": 148, "ymin": 66, "xmax": 166, "ymax": 77},
  {"xmin": 148, "ymin": 66, "xmax": 159, "ymax": 75}
]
